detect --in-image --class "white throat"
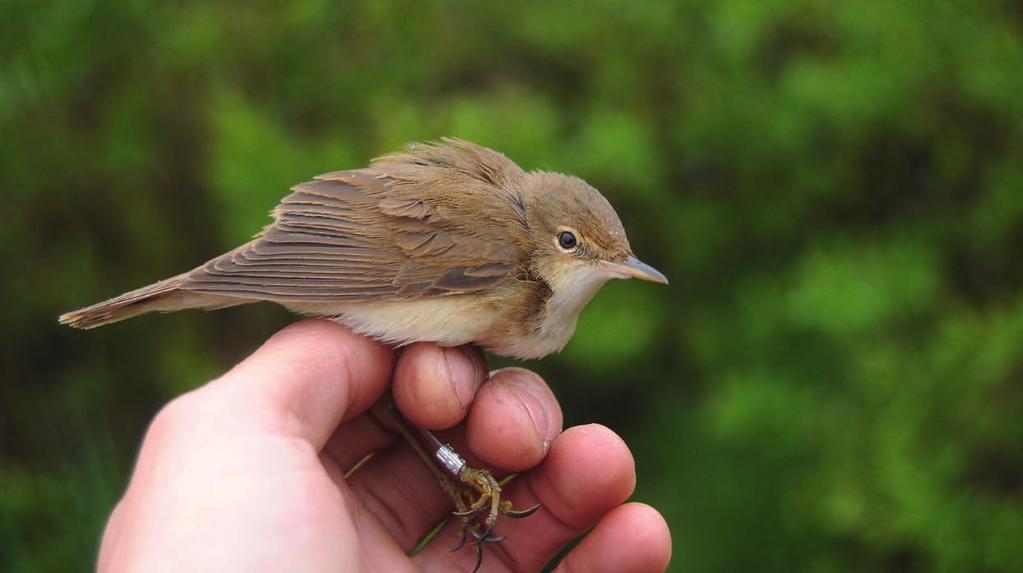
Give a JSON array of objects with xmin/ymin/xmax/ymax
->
[{"xmin": 524, "ymin": 262, "xmax": 615, "ymax": 357}]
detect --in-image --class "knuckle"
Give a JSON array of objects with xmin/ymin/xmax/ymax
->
[{"xmin": 145, "ymin": 390, "xmax": 209, "ymax": 442}]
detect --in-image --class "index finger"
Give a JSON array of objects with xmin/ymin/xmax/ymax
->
[{"xmin": 215, "ymin": 319, "xmax": 395, "ymax": 449}]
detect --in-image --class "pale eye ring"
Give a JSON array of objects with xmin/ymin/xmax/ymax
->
[{"xmin": 557, "ymin": 230, "xmax": 578, "ymax": 251}]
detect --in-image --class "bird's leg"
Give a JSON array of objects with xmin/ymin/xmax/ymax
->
[{"xmin": 383, "ymin": 399, "xmax": 541, "ymax": 560}]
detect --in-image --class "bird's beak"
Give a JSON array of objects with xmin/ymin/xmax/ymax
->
[{"xmin": 602, "ymin": 256, "xmax": 669, "ymax": 285}]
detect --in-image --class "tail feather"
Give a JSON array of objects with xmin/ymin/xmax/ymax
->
[{"xmin": 59, "ymin": 274, "xmax": 206, "ymax": 329}]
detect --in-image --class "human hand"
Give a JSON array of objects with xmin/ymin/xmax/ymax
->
[{"xmin": 98, "ymin": 319, "xmax": 672, "ymax": 572}]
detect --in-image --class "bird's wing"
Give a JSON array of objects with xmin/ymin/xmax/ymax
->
[{"xmin": 181, "ymin": 169, "xmax": 530, "ymax": 302}]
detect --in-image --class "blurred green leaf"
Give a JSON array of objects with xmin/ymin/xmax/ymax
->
[{"xmin": 5, "ymin": 1, "xmax": 1023, "ymax": 572}]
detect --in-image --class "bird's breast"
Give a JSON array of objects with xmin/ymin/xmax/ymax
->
[{"xmin": 485, "ymin": 263, "xmax": 613, "ymax": 359}]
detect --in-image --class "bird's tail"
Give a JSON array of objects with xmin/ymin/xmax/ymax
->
[{"xmin": 58, "ymin": 273, "xmax": 241, "ymax": 329}]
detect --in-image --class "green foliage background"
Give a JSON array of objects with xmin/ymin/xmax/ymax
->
[{"xmin": 3, "ymin": 1, "xmax": 1023, "ymax": 571}]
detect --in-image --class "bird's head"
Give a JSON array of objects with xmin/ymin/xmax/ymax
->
[{"xmin": 522, "ymin": 172, "xmax": 667, "ymax": 304}]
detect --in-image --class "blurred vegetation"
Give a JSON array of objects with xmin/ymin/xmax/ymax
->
[{"xmin": 3, "ymin": 0, "xmax": 1023, "ymax": 571}]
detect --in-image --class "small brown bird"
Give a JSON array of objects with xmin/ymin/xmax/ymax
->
[{"xmin": 60, "ymin": 138, "xmax": 667, "ymax": 567}]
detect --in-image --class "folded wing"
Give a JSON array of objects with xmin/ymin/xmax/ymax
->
[{"xmin": 183, "ymin": 169, "xmax": 528, "ymax": 302}]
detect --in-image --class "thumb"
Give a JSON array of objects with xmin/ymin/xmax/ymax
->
[{"xmin": 215, "ymin": 319, "xmax": 395, "ymax": 449}]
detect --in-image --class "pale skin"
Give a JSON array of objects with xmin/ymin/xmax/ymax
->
[{"xmin": 98, "ymin": 320, "xmax": 672, "ymax": 572}]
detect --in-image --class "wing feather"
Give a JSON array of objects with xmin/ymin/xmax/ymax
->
[{"xmin": 182, "ymin": 145, "xmax": 529, "ymax": 303}]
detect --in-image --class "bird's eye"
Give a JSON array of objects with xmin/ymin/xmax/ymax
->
[{"xmin": 557, "ymin": 230, "xmax": 578, "ymax": 251}]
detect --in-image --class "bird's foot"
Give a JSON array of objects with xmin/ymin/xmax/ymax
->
[
  {"xmin": 443, "ymin": 466, "xmax": 541, "ymax": 572},
  {"xmin": 380, "ymin": 400, "xmax": 541, "ymax": 571}
]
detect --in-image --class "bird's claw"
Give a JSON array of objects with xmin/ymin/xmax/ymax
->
[
  {"xmin": 452, "ymin": 517, "xmax": 511, "ymax": 573},
  {"xmin": 502, "ymin": 500, "xmax": 542, "ymax": 519},
  {"xmin": 444, "ymin": 466, "xmax": 542, "ymax": 572}
]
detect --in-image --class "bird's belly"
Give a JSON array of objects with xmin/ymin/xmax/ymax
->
[
  {"xmin": 295, "ymin": 297, "xmax": 500, "ymax": 348},
  {"xmin": 482, "ymin": 322, "xmax": 577, "ymax": 360}
]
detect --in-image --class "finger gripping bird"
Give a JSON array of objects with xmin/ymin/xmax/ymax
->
[{"xmin": 60, "ymin": 138, "xmax": 667, "ymax": 570}]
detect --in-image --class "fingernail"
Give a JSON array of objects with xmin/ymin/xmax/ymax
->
[{"xmin": 445, "ymin": 346, "xmax": 479, "ymax": 411}]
